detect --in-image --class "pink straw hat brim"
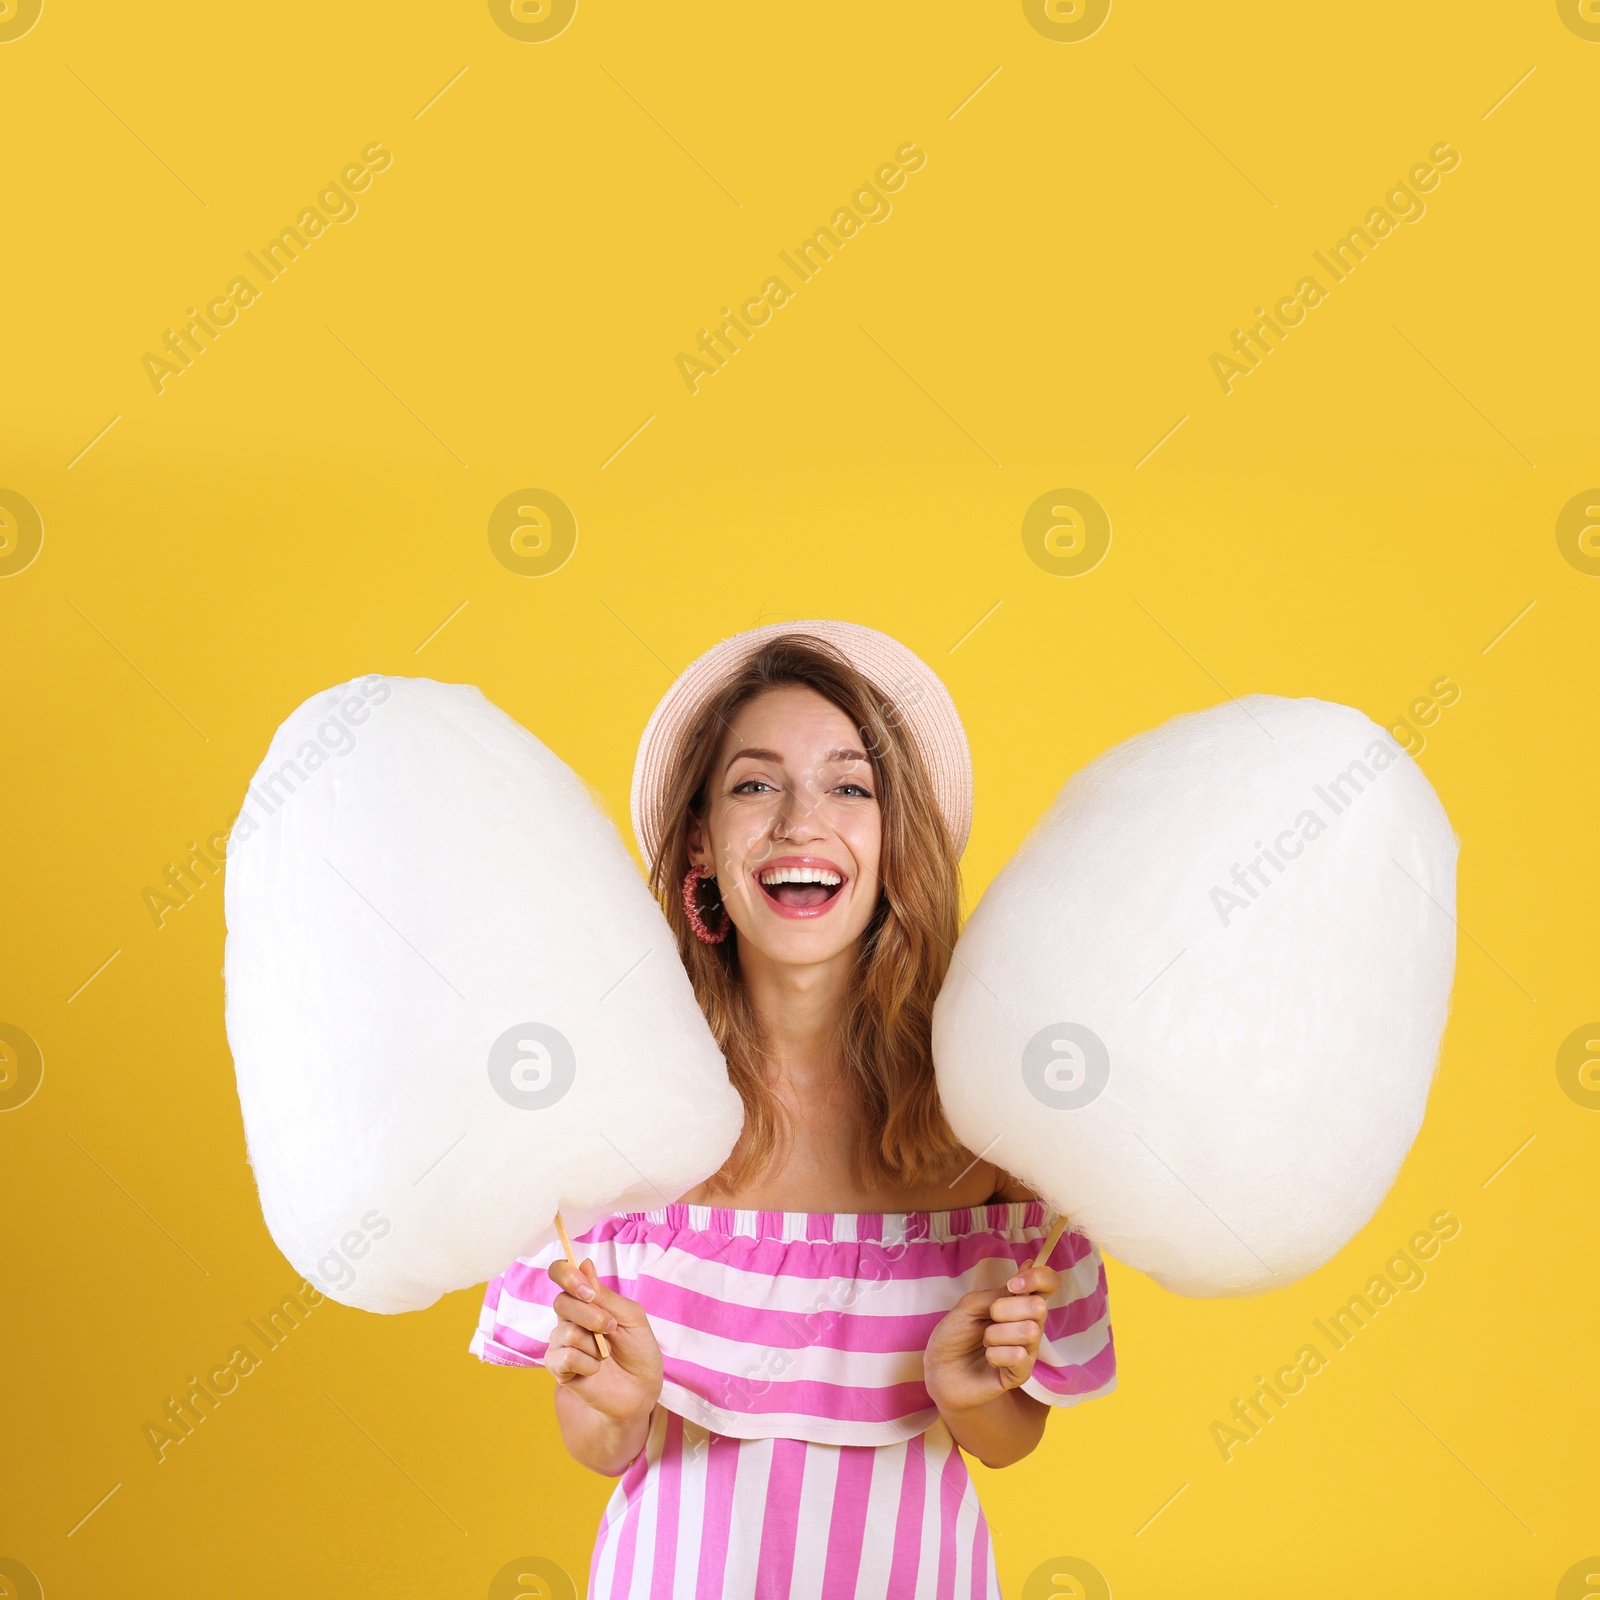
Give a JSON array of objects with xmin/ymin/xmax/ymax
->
[{"xmin": 630, "ymin": 620, "xmax": 973, "ymax": 871}]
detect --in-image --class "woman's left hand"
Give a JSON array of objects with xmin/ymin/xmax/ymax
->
[{"xmin": 924, "ymin": 1262, "xmax": 1058, "ymax": 1415}]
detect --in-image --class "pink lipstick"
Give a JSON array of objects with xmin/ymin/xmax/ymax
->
[{"xmin": 751, "ymin": 855, "xmax": 848, "ymax": 919}]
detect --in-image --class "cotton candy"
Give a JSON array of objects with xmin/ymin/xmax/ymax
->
[
  {"xmin": 223, "ymin": 676, "xmax": 742, "ymax": 1313},
  {"xmin": 934, "ymin": 695, "xmax": 1458, "ymax": 1297}
]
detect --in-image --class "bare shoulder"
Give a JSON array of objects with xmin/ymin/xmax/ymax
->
[
  {"xmin": 988, "ymin": 1169, "xmax": 1041, "ymax": 1204},
  {"xmin": 946, "ymin": 1161, "xmax": 1042, "ymax": 1208}
]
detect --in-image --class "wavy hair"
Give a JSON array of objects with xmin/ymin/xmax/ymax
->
[{"xmin": 648, "ymin": 634, "xmax": 963, "ymax": 1193}]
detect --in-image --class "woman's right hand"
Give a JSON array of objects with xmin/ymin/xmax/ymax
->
[{"xmin": 547, "ymin": 1258, "xmax": 663, "ymax": 1424}]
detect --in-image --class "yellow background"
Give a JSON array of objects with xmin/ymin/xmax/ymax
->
[{"xmin": 2, "ymin": 1, "xmax": 1596, "ymax": 1595}]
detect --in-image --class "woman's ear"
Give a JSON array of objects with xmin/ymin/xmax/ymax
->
[{"xmin": 685, "ymin": 817, "xmax": 711, "ymax": 873}]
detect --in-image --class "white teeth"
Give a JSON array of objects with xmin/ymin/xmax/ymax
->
[{"xmin": 758, "ymin": 866, "xmax": 843, "ymax": 887}]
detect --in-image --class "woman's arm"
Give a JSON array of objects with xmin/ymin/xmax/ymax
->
[
  {"xmin": 923, "ymin": 1262, "xmax": 1058, "ymax": 1469},
  {"xmin": 553, "ymin": 1386, "xmax": 656, "ymax": 1478},
  {"xmin": 546, "ymin": 1258, "xmax": 664, "ymax": 1476},
  {"xmin": 937, "ymin": 1386, "xmax": 1050, "ymax": 1469}
]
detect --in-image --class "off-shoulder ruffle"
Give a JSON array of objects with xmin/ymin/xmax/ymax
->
[{"xmin": 471, "ymin": 1201, "xmax": 1116, "ymax": 1447}]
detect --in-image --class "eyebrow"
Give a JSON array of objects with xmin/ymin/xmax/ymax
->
[{"xmin": 723, "ymin": 745, "xmax": 871, "ymax": 772}]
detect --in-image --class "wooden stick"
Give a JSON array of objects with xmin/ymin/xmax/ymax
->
[
  {"xmin": 1025, "ymin": 1213, "xmax": 1070, "ymax": 1273},
  {"xmin": 555, "ymin": 1210, "xmax": 611, "ymax": 1360}
]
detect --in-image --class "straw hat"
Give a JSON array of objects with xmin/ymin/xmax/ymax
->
[{"xmin": 630, "ymin": 620, "xmax": 973, "ymax": 870}]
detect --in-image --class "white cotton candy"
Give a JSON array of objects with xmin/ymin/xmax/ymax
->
[
  {"xmin": 223, "ymin": 676, "xmax": 742, "ymax": 1313},
  {"xmin": 934, "ymin": 695, "xmax": 1458, "ymax": 1297}
]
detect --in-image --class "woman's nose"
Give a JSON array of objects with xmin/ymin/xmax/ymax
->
[{"xmin": 773, "ymin": 780, "xmax": 825, "ymax": 841}]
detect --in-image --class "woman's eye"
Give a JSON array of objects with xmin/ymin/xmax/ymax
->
[
  {"xmin": 731, "ymin": 779, "xmax": 773, "ymax": 795},
  {"xmin": 834, "ymin": 783, "xmax": 873, "ymax": 799}
]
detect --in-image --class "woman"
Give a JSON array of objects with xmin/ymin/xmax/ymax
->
[{"xmin": 472, "ymin": 623, "xmax": 1116, "ymax": 1597}]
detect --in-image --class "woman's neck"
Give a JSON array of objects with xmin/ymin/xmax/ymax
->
[
  {"xmin": 737, "ymin": 941, "xmax": 855, "ymax": 1080},
  {"xmin": 682, "ymin": 942, "xmax": 1003, "ymax": 1213}
]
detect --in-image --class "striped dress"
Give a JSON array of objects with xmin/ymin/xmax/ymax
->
[{"xmin": 471, "ymin": 1202, "xmax": 1116, "ymax": 1599}]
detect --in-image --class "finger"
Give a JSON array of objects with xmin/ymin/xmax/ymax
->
[
  {"xmin": 569, "ymin": 1266, "xmax": 613, "ymax": 1360},
  {"xmin": 985, "ymin": 1345, "xmax": 1030, "ymax": 1369},
  {"xmin": 548, "ymin": 1259, "xmax": 598, "ymax": 1301},
  {"xmin": 988, "ymin": 1294, "xmax": 1049, "ymax": 1325},
  {"xmin": 553, "ymin": 1292, "xmax": 620, "ymax": 1335},
  {"xmin": 985, "ymin": 1320, "xmax": 1040, "ymax": 1349},
  {"xmin": 1007, "ymin": 1265, "xmax": 1060, "ymax": 1297},
  {"xmin": 551, "ymin": 1257, "xmax": 638, "ymax": 1323},
  {"xmin": 582, "ymin": 1276, "xmax": 645, "ymax": 1328},
  {"xmin": 550, "ymin": 1254, "xmax": 611, "ymax": 1305},
  {"xmin": 552, "ymin": 1324, "xmax": 602, "ymax": 1361},
  {"xmin": 548, "ymin": 1318, "xmax": 606, "ymax": 1358},
  {"xmin": 956, "ymin": 1288, "xmax": 1003, "ymax": 1318},
  {"xmin": 549, "ymin": 1345, "xmax": 602, "ymax": 1382}
]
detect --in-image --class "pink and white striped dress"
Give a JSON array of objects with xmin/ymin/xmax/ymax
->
[{"xmin": 471, "ymin": 1202, "xmax": 1116, "ymax": 1599}]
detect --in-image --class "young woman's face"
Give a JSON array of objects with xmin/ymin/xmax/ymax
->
[{"xmin": 690, "ymin": 685, "xmax": 884, "ymax": 969}]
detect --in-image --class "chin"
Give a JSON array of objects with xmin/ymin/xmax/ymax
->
[{"xmin": 735, "ymin": 911, "xmax": 870, "ymax": 968}]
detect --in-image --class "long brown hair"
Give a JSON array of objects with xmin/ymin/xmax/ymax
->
[{"xmin": 649, "ymin": 634, "xmax": 963, "ymax": 1193}]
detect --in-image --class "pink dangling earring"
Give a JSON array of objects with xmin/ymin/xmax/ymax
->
[{"xmin": 683, "ymin": 864, "xmax": 732, "ymax": 945}]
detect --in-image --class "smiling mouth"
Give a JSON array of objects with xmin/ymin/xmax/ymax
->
[{"xmin": 756, "ymin": 863, "xmax": 845, "ymax": 912}]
